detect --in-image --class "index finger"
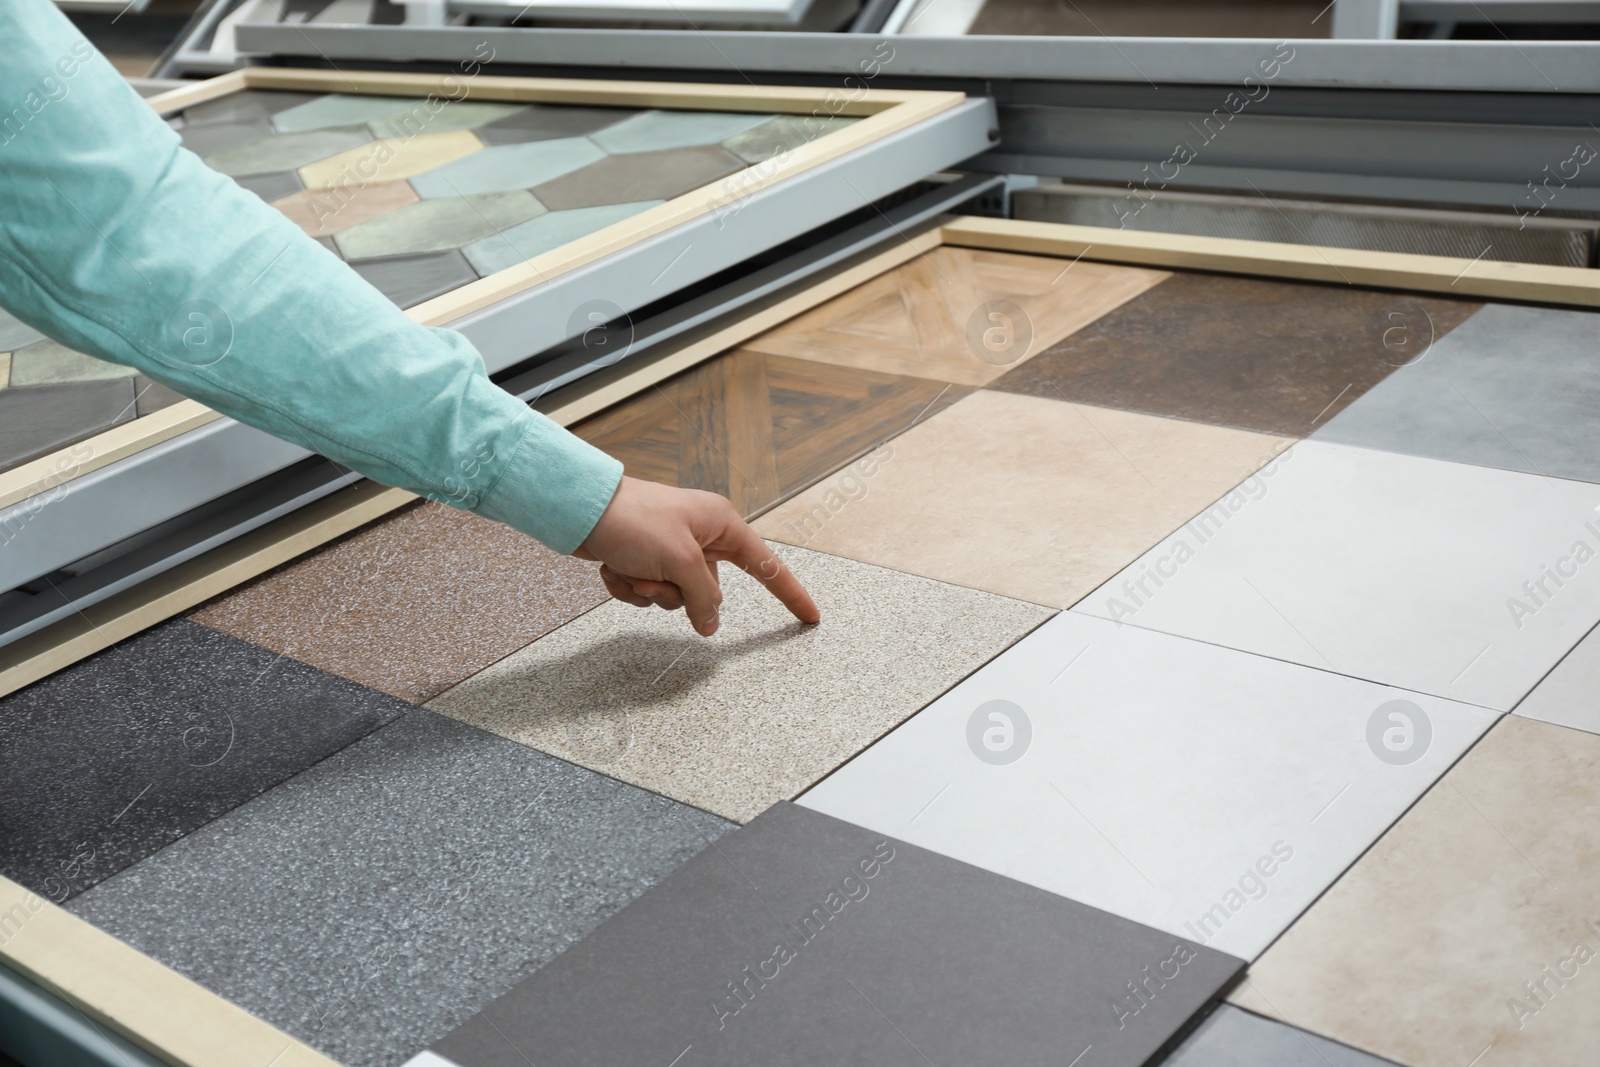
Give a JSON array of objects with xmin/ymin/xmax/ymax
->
[{"xmin": 712, "ymin": 523, "xmax": 820, "ymax": 625}]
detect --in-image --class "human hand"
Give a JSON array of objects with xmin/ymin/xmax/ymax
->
[{"xmin": 574, "ymin": 476, "xmax": 821, "ymax": 636}]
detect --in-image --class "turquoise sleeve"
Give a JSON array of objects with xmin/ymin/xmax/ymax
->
[{"xmin": 0, "ymin": 0, "xmax": 622, "ymax": 554}]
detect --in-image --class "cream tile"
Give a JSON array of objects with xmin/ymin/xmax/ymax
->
[
  {"xmin": 0, "ymin": 353, "xmax": 10, "ymax": 389},
  {"xmin": 1237, "ymin": 716, "xmax": 1600, "ymax": 1067},
  {"xmin": 425, "ymin": 544, "xmax": 1050, "ymax": 822},
  {"xmin": 740, "ymin": 248, "xmax": 1170, "ymax": 387},
  {"xmin": 298, "ymin": 130, "xmax": 483, "ymax": 191},
  {"xmin": 755, "ymin": 389, "xmax": 1291, "ymax": 608}
]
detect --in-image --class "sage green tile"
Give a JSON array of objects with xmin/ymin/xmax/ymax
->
[
  {"xmin": 589, "ymin": 109, "xmax": 773, "ymax": 154},
  {"xmin": 334, "ymin": 192, "xmax": 546, "ymax": 260},
  {"xmin": 204, "ymin": 126, "xmax": 373, "ymax": 177},
  {"xmin": 10, "ymin": 341, "xmax": 138, "ymax": 387},
  {"xmin": 723, "ymin": 113, "xmax": 863, "ymax": 164},
  {"xmin": 234, "ymin": 171, "xmax": 304, "ymax": 203},
  {"xmin": 462, "ymin": 200, "xmax": 663, "ymax": 275},
  {"xmin": 0, "ymin": 308, "xmax": 45, "ymax": 352},
  {"xmin": 182, "ymin": 90, "xmax": 323, "ymax": 128},
  {"xmin": 271, "ymin": 93, "xmax": 415, "ymax": 134},
  {"xmin": 409, "ymin": 136, "xmax": 605, "ymax": 199},
  {"xmin": 534, "ymin": 145, "xmax": 745, "ymax": 210},
  {"xmin": 475, "ymin": 104, "xmax": 638, "ymax": 147},
  {"xmin": 368, "ymin": 101, "xmax": 527, "ymax": 140},
  {"xmin": 179, "ymin": 118, "xmax": 275, "ymax": 159}
]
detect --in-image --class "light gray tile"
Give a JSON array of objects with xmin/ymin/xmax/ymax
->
[
  {"xmin": 1514, "ymin": 619, "xmax": 1600, "ymax": 736},
  {"xmin": 10, "ymin": 340, "xmax": 137, "ymax": 386},
  {"xmin": 409, "ymin": 137, "xmax": 605, "ymax": 199},
  {"xmin": 461, "ymin": 200, "xmax": 661, "ymax": 275},
  {"xmin": 0, "ymin": 307, "xmax": 46, "ymax": 351},
  {"xmin": 335, "ymin": 192, "xmax": 545, "ymax": 260},
  {"xmin": 0, "ymin": 379, "xmax": 135, "ymax": 470},
  {"xmin": 351, "ymin": 250, "xmax": 478, "ymax": 309},
  {"xmin": 271, "ymin": 93, "xmax": 414, "ymax": 133},
  {"xmin": 722, "ymin": 113, "xmax": 862, "ymax": 164},
  {"xmin": 1162, "ymin": 1006, "xmax": 1401, "ymax": 1066},
  {"xmin": 234, "ymin": 170, "xmax": 304, "ymax": 203},
  {"xmin": 589, "ymin": 109, "xmax": 773, "ymax": 154}
]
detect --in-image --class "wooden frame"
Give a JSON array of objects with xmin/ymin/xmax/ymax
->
[
  {"xmin": 0, "ymin": 67, "xmax": 965, "ymax": 510},
  {"xmin": 6, "ymin": 211, "xmax": 1600, "ymax": 1067}
]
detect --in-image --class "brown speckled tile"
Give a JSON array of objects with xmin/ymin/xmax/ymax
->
[
  {"xmin": 190, "ymin": 501, "xmax": 609, "ymax": 704},
  {"xmin": 989, "ymin": 271, "xmax": 1480, "ymax": 437}
]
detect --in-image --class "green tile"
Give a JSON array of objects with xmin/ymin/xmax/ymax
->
[
  {"xmin": 723, "ymin": 113, "xmax": 863, "ymax": 164},
  {"xmin": 10, "ymin": 341, "xmax": 138, "ymax": 387},
  {"xmin": 368, "ymin": 100, "xmax": 527, "ymax": 140},
  {"xmin": 462, "ymin": 201, "xmax": 662, "ymax": 275},
  {"xmin": 334, "ymin": 191, "xmax": 547, "ymax": 259},
  {"xmin": 589, "ymin": 109, "xmax": 774, "ymax": 154},
  {"xmin": 204, "ymin": 126, "xmax": 373, "ymax": 178},
  {"xmin": 271, "ymin": 93, "xmax": 416, "ymax": 134},
  {"xmin": 409, "ymin": 136, "xmax": 604, "ymax": 199}
]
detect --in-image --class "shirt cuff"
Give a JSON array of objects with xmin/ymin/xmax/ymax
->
[{"xmin": 473, "ymin": 411, "xmax": 624, "ymax": 555}]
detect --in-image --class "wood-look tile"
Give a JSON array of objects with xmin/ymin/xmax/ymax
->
[
  {"xmin": 572, "ymin": 348, "xmax": 967, "ymax": 519},
  {"xmin": 426, "ymin": 545, "xmax": 1051, "ymax": 823},
  {"xmin": 181, "ymin": 89, "xmax": 323, "ymax": 127},
  {"xmin": 1233, "ymin": 716, "xmax": 1600, "ymax": 1067},
  {"xmin": 589, "ymin": 109, "xmax": 773, "ymax": 153},
  {"xmin": 333, "ymin": 191, "xmax": 545, "ymax": 260},
  {"xmin": 133, "ymin": 374, "xmax": 187, "ymax": 417},
  {"xmin": 271, "ymin": 178, "xmax": 417, "ymax": 237},
  {"xmin": 367, "ymin": 101, "xmax": 527, "ymax": 140},
  {"xmin": 9, "ymin": 340, "xmax": 137, "ymax": 386},
  {"xmin": 203, "ymin": 125, "xmax": 373, "ymax": 177},
  {"xmin": 270, "ymin": 92, "xmax": 418, "ymax": 133},
  {"xmin": 743, "ymin": 247, "xmax": 1170, "ymax": 387},
  {"xmin": 233, "ymin": 170, "xmax": 304, "ymax": 203},
  {"xmin": 191, "ymin": 501, "xmax": 608, "ymax": 704},
  {"xmin": 0, "ymin": 380, "xmax": 134, "ymax": 470},
  {"xmin": 299, "ymin": 130, "xmax": 485, "ymax": 190},
  {"xmin": 532, "ymin": 144, "xmax": 746, "ymax": 210},
  {"xmin": 1162, "ymin": 1006, "xmax": 1402, "ymax": 1067},
  {"xmin": 989, "ymin": 270, "xmax": 1480, "ymax": 436},
  {"xmin": 473, "ymin": 103, "xmax": 638, "ymax": 147},
  {"xmin": 423, "ymin": 803, "xmax": 1243, "ymax": 1067},
  {"xmin": 1074, "ymin": 440, "xmax": 1600, "ymax": 711},
  {"xmin": 462, "ymin": 201, "xmax": 662, "ymax": 275},
  {"xmin": 722, "ymin": 112, "xmax": 860, "ymax": 164},
  {"xmin": 0, "ymin": 307, "xmax": 45, "ymax": 351},
  {"xmin": 757, "ymin": 389, "xmax": 1290, "ymax": 608},
  {"xmin": 800, "ymin": 612, "xmax": 1496, "ymax": 960},
  {"xmin": 409, "ymin": 136, "xmax": 605, "ymax": 199},
  {"xmin": 69, "ymin": 709, "xmax": 732, "ymax": 1067},
  {"xmin": 1315, "ymin": 303, "xmax": 1600, "ymax": 482},
  {"xmin": 351, "ymin": 250, "xmax": 479, "ymax": 309},
  {"xmin": 0, "ymin": 620, "xmax": 407, "ymax": 903}
]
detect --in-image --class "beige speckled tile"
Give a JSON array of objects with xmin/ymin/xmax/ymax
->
[
  {"xmin": 426, "ymin": 544, "xmax": 1051, "ymax": 822},
  {"xmin": 270, "ymin": 179, "xmax": 419, "ymax": 238},
  {"xmin": 755, "ymin": 389, "xmax": 1291, "ymax": 608},
  {"xmin": 0, "ymin": 353, "xmax": 10, "ymax": 389},
  {"xmin": 190, "ymin": 501, "xmax": 608, "ymax": 704},
  {"xmin": 298, "ymin": 130, "xmax": 483, "ymax": 191},
  {"xmin": 1234, "ymin": 715, "xmax": 1600, "ymax": 1067}
]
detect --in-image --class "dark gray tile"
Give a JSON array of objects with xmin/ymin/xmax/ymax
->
[
  {"xmin": 1161, "ymin": 1005, "xmax": 1401, "ymax": 1066},
  {"xmin": 1314, "ymin": 302, "xmax": 1600, "ymax": 482},
  {"xmin": 0, "ymin": 307, "xmax": 46, "ymax": 351},
  {"xmin": 351, "ymin": 250, "xmax": 478, "ymax": 308},
  {"xmin": 473, "ymin": 103, "xmax": 638, "ymax": 147},
  {"xmin": 181, "ymin": 89, "xmax": 325, "ymax": 127},
  {"xmin": 68, "ymin": 709, "xmax": 731, "ymax": 1067},
  {"xmin": 234, "ymin": 170, "xmax": 305, "ymax": 203},
  {"xmin": 179, "ymin": 117, "xmax": 275, "ymax": 159},
  {"xmin": 533, "ymin": 144, "xmax": 746, "ymax": 210},
  {"xmin": 0, "ymin": 620, "xmax": 407, "ymax": 903},
  {"xmin": 0, "ymin": 378, "xmax": 134, "ymax": 470},
  {"xmin": 133, "ymin": 374, "xmax": 188, "ymax": 417},
  {"xmin": 428, "ymin": 803, "xmax": 1244, "ymax": 1067}
]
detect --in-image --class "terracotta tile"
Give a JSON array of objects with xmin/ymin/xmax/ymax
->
[
  {"xmin": 271, "ymin": 179, "xmax": 419, "ymax": 237},
  {"xmin": 1234, "ymin": 716, "xmax": 1600, "ymax": 1067},
  {"xmin": 190, "ymin": 501, "xmax": 609, "ymax": 704},
  {"xmin": 203, "ymin": 125, "xmax": 373, "ymax": 177},
  {"xmin": 351, "ymin": 250, "xmax": 479, "ymax": 309},
  {"xmin": 743, "ymin": 247, "xmax": 1170, "ymax": 388},
  {"xmin": 572, "ymin": 348, "xmax": 969, "ymax": 519},
  {"xmin": 756, "ymin": 389, "xmax": 1290, "ymax": 608},
  {"xmin": 332, "ymin": 191, "xmax": 545, "ymax": 260},
  {"xmin": 473, "ymin": 103, "xmax": 639, "ymax": 147},
  {"xmin": 426, "ymin": 545, "xmax": 1051, "ymax": 823},
  {"xmin": 532, "ymin": 144, "xmax": 746, "ymax": 210},
  {"xmin": 298, "ymin": 130, "xmax": 484, "ymax": 191},
  {"xmin": 990, "ymin": 270, "xmax": 1481, "ymax": 436}
]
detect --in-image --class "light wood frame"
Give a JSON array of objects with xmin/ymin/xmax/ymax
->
[
  {"xmin": 0, "ymin": 67, "xmax": 965, "ymax": 511},
  {"xmin": 6, "ymin": 211, "xmax": 1600, "ymax": 1067}
]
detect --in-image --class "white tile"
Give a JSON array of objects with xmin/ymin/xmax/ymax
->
[
  {"xmin": 799, "ymin": 612, "xmax": 1497, "ymax": 960},
  {"xmin": 1073, "ymin": 440, "xmax": 1600, "ymax": 711},
  {"xmin": 1513, "ymin": 620, "xmax": 1600, "ymax": 736}
]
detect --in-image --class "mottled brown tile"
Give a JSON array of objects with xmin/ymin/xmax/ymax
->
[
  {"xmin": 533, "ymin": 144, "xmax": 746, "ymax": 210},
  {"xmin": 989, "ymin": 271, "xmax": 1480, "ymax": 436},
  {"xmin": 190, "ymin": 501, "xmax": 609, "ymax": 704}
]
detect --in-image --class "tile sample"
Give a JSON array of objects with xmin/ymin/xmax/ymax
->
[
  {"xmin": 424, "ymin": 802, "xmax": 1244, "ymax": 1067},
  {"xmin": 473, "ymin": 103, "xmax": 637, "ymax": 146},
  {"xmin": 589, "ymin": 108, "xmax": 773, "ymax": 153},
  {"xmin": 1234, "ymin": 716, "xmax": 1600, "ymax": 1067},
  {"xmin": 69, "ymin": 709, "xmax": 732, "ymax": 1067},
  {"xmin": 800, "ymin": 611, "xmax": 1496, "ymax": 960},
  {"xmin": 990, "ymin": 270, "xmax": 1480, "ymax": 436},
  {"xmin": 299, "ymin": 130, "xmax": 484, "ymax": 189},
  {"xmin": 271, "ymin": 178, "xmax": 417, "ymax": 237},
  {"xmin": 1161, "ymin": 1006, "xmax": 1400, "ymax": 1067},
  {"xmin": 723, "ymin": 112, "xmax": 860, "ymax": 164},
  {"xmin": 1514, "ymin": 618, "xmax": 1600, "ymax": 735},
  {"xmin": 461, "ymin": 200, "xmax": 662, "ymax": 274},
  {"xmin": 9, "ymin": 340, "xmax": 137, "ymax": 386},
  {"xmin": 203, "ymin": 125, "xmax": 373, "ymax": 177},
  {"xmin": 132, "ymin": 374, "xmax": 187, "ymax": 417},
  {"xmin": 427, "ymin": 544, "xmax": 1051, "ymax": 822},
  {"xmin": 1075, "ymin": 440, "xmax": 1600, "ymax": 711},
  {"xmin": 271, "ymin": 92, "xmax": 417, "ymax": 133},
  {"xmin": 743, "ymin": 247, "xmax": 1170, "ymax": 387},
  {"xmin": 191, "ymin": 501, "xmax": 608, "ymax": 703},
  {"xmin": 0, "ymin": 307, "xmax": 45, "ymax": 351},
  {"xmin": 182, "ymin": 89, "xmax": 323, "ymax": 127},
  {"xmin": 758, "ymin": 389, "xmax": 1290, "ymax": 608},
  {"xmin": 351, "ymin": 251, "xmax": 479, "ymax": 309},
  {"xmin": 333, "ymin": 191, "xmax": 545, "ymax": 260},
  {"xmin": 233, "ymin": 170, "xmax": 304, "ymax": 203},
  {"xmin": 409, "ymin": 136, "xmax": 605, "ymax": 199},
  {"xmin": 0, "ymin": 379, "xmax": 134, "ymax": 469},
  {"xmin": 1315, "ymin": 303, "xmax": 1600, "ymax": 482},
  {"xmin": 0, "ymin": 352, "xmax": 9, "ymax": 389},
  {"xmin": 532, "ymin": 144, "xmax": 745, "ymax": 209},
  {"xmin": 368, "ymin": 101, "xmax": 529, "ymax": 140},
  {"xmin": 0, "ymin": 620, "xmax": 407, "ymax": 902},
  {"xmin": 573, "ymin": 348, "xmax": 967, "ymax": 518},
  {"xmin": 178, "ymin": 116, "xmax": 275, "ymax": 158}
]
